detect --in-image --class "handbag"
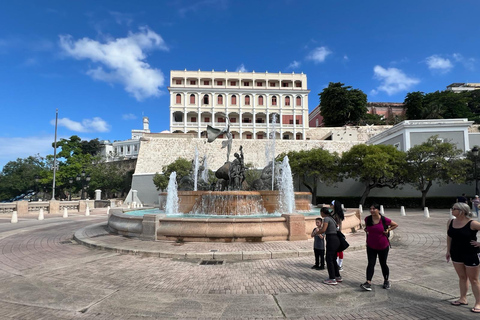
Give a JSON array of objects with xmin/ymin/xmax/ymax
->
[{"xmin": 337, "ymin": 230, "xmax": 350, "ymax": 252}]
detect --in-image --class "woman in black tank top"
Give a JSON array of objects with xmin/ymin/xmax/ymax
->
[{"xmin": 447, "ymin": 202, "xmax": 480, "ymax": 312}]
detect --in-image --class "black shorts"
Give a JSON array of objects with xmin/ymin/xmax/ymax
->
[{"xmin": 451, "ymin": 251, "xmax": 480, "ymax": 267}]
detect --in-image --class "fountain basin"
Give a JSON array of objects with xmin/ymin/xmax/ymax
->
[
  {"xmin": 107, "ymin": 208, "xmax": 361, "ymax": 242},
  {"xmin": 159, "ymin": 191, "xmax": 312, "ymax": 215}
]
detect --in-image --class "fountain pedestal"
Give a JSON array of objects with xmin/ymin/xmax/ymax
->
[{"xmin": 282, "ymin": 214, "xmax": 309, "ymax": 241}]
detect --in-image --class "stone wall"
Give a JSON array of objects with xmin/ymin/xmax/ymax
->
[{"xmin": 135, "ymin": 135, "xmax": 363, "ymax": 174}]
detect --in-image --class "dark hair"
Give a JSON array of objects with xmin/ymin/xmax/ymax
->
[
  {"xmin": 370, "ymin": 203, "xmax": 381, "ymax": 211},
  {"xmin": 332, "ymin": 200, "xmax": 345, "ymax": 221},
  {"xmin": 320, "ymin": 207, "xmax": 331, "ymax": 216},
  {"xmin": 315, "ymin": 217, "xmax": 322, "ymax": 221}
]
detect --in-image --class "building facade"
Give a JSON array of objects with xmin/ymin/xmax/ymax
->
[
  {"xmin": 99, "ymin": 117, "xmax": 150, "ymax": 162},
  {"xmin": 447, "ymin": 83, "xmax": 480, "ymax": 93},
  {"xmin": 168, "ymin": 70, "xmax": 310, "ymax": 140}
]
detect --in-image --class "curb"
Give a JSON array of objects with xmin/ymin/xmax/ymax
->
[{"xmin": 74, "ymin": 223, "xmax": 366, "ymax": 261}]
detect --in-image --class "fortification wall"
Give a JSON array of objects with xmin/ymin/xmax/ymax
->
[{"xmin": 135, "ymin": 136, "xmax": 361, "ymax": 174}]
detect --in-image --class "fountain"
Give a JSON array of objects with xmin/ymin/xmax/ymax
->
[
  {"xmin": 165, "ymin": 172, "xmax": 178, "ymax": 215},
  {"xmin": 107, "ymin": 123, "xmax": 361, "ymax": 242}
]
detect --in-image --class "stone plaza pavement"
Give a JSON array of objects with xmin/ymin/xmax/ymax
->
[{"xmin": 0, "ymin": 208, "xmax": 479, "ymax": 319}]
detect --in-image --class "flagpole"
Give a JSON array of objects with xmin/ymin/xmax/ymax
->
[{"xmin": 51, "ymin": 109, "xmax": 58, "ymax": 200}]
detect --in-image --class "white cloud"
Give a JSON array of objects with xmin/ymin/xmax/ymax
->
[
  {"xmin": 0, "ymin": 136, "xmax": 54, "ymax": 170},
  {"xmin": 287, "ymin": 60, "xmax": 300, "ymax": 69},
  {"xmin": 306, "ymin": 46, "xmax": 331, "ymax": 63},
  {"xmin": 373, "ymin": 65, "xmax": 420, "ymax": 95},
  {"xmin": 122, "ymin": 113, "xmax": 137, "ymax": 120},
  {"xmin": 425, "ymin": 55, "xmax": 453, "ymax": 72},
  {"xmin": 453, "ymin": 53, "xmax": 476, "ymax": 71},
  {"xmin": 54, "ymin": 117, "xmax": 110, "ymax": 133},
  {"xmin": 236, "ymin": 64, "xmax": 247, "ymax": 72},
  {"xmin": 59, "ymin": 27, "xmax": 168, "ymax": 101}
]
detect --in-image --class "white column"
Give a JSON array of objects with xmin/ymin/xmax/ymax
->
[
  {"xmin": 293, "ymin": 95, "xmax": 296, "ymax": 140},
  {"xmin": 238, "ymin": 93, "xmax": 242, "ymax": 139},
  {"xmin": 252, "ymin": 93, "xmax": 256, "ymax": 139},
  {"xmin": 278, "ymin": 94, "xmax": 283, "ymax": 139},
  {"xmin": 183, "ymin": 92, "xmax": 187, "ymax": 133},
  {"xmin": 197, "ymin": 91, "xmax": 201, "ymax": 138}
]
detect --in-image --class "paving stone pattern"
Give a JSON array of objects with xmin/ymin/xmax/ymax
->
[{"xmin": 0, "ymin": 209, "xmax": 478, "ymax": 319}]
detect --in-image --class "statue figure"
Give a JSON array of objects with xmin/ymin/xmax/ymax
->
[
  {"xmin": 207, "ymin": 117, "xmax": 232, "ymax": 163},
  {"xmin": 229, "ymin": 146, "xmax": 245, "ymax": 190}
]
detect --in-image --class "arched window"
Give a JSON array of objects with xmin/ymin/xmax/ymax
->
[
  {"xmin": 285, "ymin": 96, "xmax": 290, "ymax": 106},
  {"xmin": 296, "ymin": 96, "xmax": 302, "ymax": 106},
  {"xmin": 258, "ymin": 95, "xmax": 264, "ymax": 105},
  {"xmin": 245, "ymin": 95, "xmax": 250, "ymax": 105},
  {"xmin": 217, "ymin": 94, "xmax": 223, "ymax": 105},
  {"xmin": 231, "ymin": 95, "xmax": 237, "ymax": 105},
  {"xmin": 203, "ymin": 94, "xmax": 209, "ymax": 105},
  {"xmin": 272, "ymin": 96, "xmax": 277, "ymax": 106},
  {"xmin": 190, "ymin": 94, "xmax": 195, "ymax": 104},
  {"xmin": 176, "ymin": 94, "xmax": 181, "ymax": 104}
]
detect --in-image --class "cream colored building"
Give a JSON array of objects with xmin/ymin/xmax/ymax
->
[{"xmin": 168, "ymin": 70, "xmax": 310, "ymax": 140}]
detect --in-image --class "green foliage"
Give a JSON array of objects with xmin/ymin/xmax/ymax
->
[
  {"xmin": 340, "ymin": 144, "xmax": 407, "ymax": 205},
  {"xmin": 0, "ymin": 155, "xmax": 49, "ymax": 200},
  {"xmin": 406, "ymin": 136, "xmax": 469, "ymax": 208},
  {"xmin": 404, "ymin": 90, "xmax": 473, "ymax": 120},
  {"xmin": 153, "ymin": 158, "xmax": 192, "ymax": 191},
  {"xmin": 277, "ymin": 148, "xmax": 340, "ymax": 204},
  {"xmin": 319, "ymin": 82, "xmax": 368, "ymax": 127}
]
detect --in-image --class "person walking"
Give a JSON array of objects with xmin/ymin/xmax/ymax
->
[
  {"xmin": 331, "ymin": 200, "xmax": 345, "ymax": 270},
  {"xmin": 317, "ymin": 207, "xmax": 342, "ymax": 285},
  {"xmin": 360, "ymin": 203, "xmax": 398, "ymax": 291},
  {"xmin": 471, "ymin": 195, "xmax": 480, "ymax": 218},
  {"xmin": 311, "ymin": 217, "xmax": 325, "ymax": 270},
  {"xmin": 447, "ymin": 202, "xmax": 480, "ymax": 313}
]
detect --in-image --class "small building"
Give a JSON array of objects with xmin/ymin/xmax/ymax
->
[
  {"xmin": 367, "ymin": 118, "xmax": 474, "ymax": 152},
  {"xmin": 446, "ymin": 83, "xmax": 480, "ymax": 93},
  {"xmin": 99, "ymin": 117, "xmax": 150, "ymax": 162}
]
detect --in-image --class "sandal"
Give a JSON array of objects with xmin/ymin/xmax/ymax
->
[
  {"xmin": 451, "ymin": 300, "xmax": 468, "ymax": 306},
  {"xmin": 472, "ymin": 307, "xmax": 480, "ymax": 313}
]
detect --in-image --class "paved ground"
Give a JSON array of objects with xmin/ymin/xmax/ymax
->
[{"xmin": 0, "ymin": 208, "xmax": 478, "ymax": 319}]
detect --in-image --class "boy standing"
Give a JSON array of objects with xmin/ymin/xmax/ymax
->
[{"xmin": 311, "ymin": 217, "xmax": 325, "ymax": 270}]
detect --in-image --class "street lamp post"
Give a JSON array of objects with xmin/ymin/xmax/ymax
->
[
  {"xmin": 473, "ymin": 147, "xmax": 479, "ymax": 196},
  {"xmin": 34, "ymin": 175, "xmax": 40, "ymax": 201},
  {"xmin": 76, "ymin": 170, "xmax": 91, "ymax": 200},
  {"xmin": 68, "ymin": 177, "xmax": 73, "ymax": 201}
]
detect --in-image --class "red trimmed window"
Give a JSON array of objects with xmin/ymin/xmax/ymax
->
[
  {"xmin": 204, "ymin": 80, "xmax": 209, "ymax": 85},
  {"xmin": 190, "ymin": 94, "xmax": 195, "ymax": 104},
  {"xmin": 272, "ymin": 96, "xmax": 277, "ymax": 106},
  {"xmin": 217, "ymin": 80, "xmax": 223, "ymax": 85},
  {"xmin": 245, "ymin": 95, "xmax": 250, "ymax": 105},
  {"xmin": 246, "ymin": 134, "xmax": 252, "ymax": 139},
  {"xmin": 230, "ymin": 81, "xmax": 237, "ymax": 86},
  {"xmin": 190, "ymin": 80, "xmax": 196, "ymax": 85},
  {"xmin": 217, "ymin": 95, "xmax": 223, "ymax": 104},
  {"xmin": 256, "ymin": 82, "xmax": 263, "ymax": 86},
  {"xmin": 285, "ymin": 96, "xmax": 290, "ymax": 106},
  {"xmin": 175, "ymin": 79, "xmax": 182, "ymax": 85},
  {"xmin": 231, "ymin": 95, "xmax": 237, "ymax": 105},
  {"xmin": 296, "ymin": 96, "xmax": 301, "ymax": 106},
  {"xmin": 258, "ymin": 95, "xmax": 264, "ymax": 105},
  {"xmin": 175, "ymin": 94, "xmax": 181, "ymax": 104}
]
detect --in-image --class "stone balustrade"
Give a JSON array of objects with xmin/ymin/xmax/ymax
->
[{"xmin": 0, "ymin": 200, "xmax": 96, "ymax": 215}]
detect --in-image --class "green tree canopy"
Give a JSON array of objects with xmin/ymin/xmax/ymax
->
[
  {"xmin": 278, "ymin": 148, "xmax": 340, "ymax": 204},
  {"xmin": 319, "ymin": 82, "xmax": 368, "ymax": 127},
  {"xmin": 340, "ymin": 144, "xmax": 407, "ymax": 205},
  {"xmin": 0, "ymin": 155, "xmax": 49, "ymax": 200},
  {"xmin": 404, "ymin": 90, "xmax": 473, "ymax": 120},
  {"xmin": 406, "ymin": 136, "xmax": 469, "ymax": 208},
  {"xmin": 153, "ymin": 158, "xmax": 192, "ymax": 191}
]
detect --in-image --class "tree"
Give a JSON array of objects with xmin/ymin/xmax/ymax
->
[
  {"xmin": 153, "ymin": 158, "xmax": 192, "ymax": 191},
  {"xmin": 406, "ymin": 136, "xmax": 469, "ymax": 208},
  {"xmin": 404, "ymin": 91, "xmax": 425, "ymax": 120},
  {"xmin": 319, "ymin": 82, "xmax": 368, "ymax": 127},
  {"xmin": 340, "ymin": 144, "xmax": 407, "ymax": 206},
  {"xmin": 277, "ymin": 148, "xmax": 340, "ymax": 205},
  {"xmin": 0, "ymin": 155, "xmax": 49, "ymax": 200}
]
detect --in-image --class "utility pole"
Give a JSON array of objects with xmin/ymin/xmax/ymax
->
[{"xmin": 52, "ymin": 109, "xmax": 58, "ymax": 200}]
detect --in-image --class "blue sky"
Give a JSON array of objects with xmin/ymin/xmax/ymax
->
[{"xmin": 1, "ymin": 0, "xmax": 479, "ymax": 170}]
